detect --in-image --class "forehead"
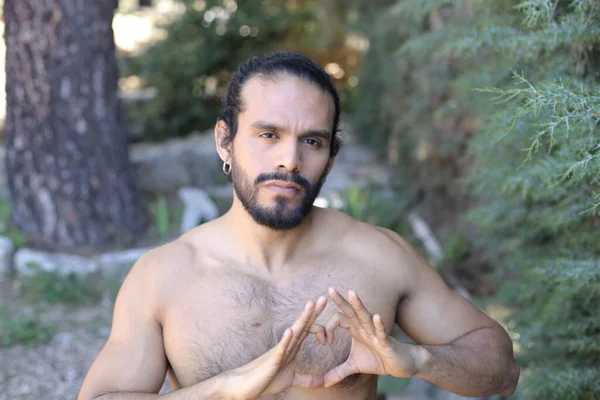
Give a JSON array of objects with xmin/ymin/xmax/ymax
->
[{"xmin": 238, "ymin": 74, "xmax": 335, "ymax": 131}]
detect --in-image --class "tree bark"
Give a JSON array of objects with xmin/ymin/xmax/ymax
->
[{"xmin": 3, "ymin": 0, "xmax": 148, "ymax": 251}]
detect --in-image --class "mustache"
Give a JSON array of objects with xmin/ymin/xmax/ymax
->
[{"xmin": 255, "ymin": 172, "xmax": 311, "ymax": 190}]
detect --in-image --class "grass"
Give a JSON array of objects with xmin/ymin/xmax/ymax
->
[
  {"xmin": 149, "ymin": 194, "xmax": 184, "ymax": 240},
  {"xmin": 0, "ymin": 303, "xmax": 56, "ymax": 347},
  {"xmin": 17, "ymin": 263, "xmax": 103, "ymax": 306},
  {"xmin": 0, "ymin": 262, "xmax": 108, "ymax": 347}
]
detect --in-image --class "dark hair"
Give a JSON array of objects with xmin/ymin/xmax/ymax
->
[{"xmin": 218, "ymin": 51, "xmax": 342, "ymax": 157}]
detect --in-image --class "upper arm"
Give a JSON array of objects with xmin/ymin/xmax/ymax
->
[
  {"xmin": 78, "ymin": 248, "xmax": 173, "ymax": 399},
  {"xmin": 382, "ymin": 230, "xmax": 500, "ymax": 345}
]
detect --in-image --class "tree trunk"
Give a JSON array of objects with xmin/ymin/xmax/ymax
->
[{"xmin": 3, "ymin": 0, "xmax": 148, "ymax": 251}]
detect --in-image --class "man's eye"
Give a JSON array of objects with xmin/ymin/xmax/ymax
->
[
  {"xmin": 260, "ymin": 132, "xmax": 276, "ymax": 139},
  {"xmin": 304, "ymin": 139, "xmax": 321, "ymax": 147}
]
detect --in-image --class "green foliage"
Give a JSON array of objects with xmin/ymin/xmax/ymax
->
[
  {"xmin": 0, "ymin": 304, "xmax": 56, "ymax": 347},
  {"xmin": 350, "ymin": 0, "xmax": 600, "ymax": 398},
  {"xmin": 149, "ymin": 195, "xmax": 183, "ymax": 239},
  {"xmin": 342, "ymin": 183, "xmax": 409, "ymax": 232},
  {"xmin": 123, "ymin": 0, "xmax": 320, "ymax": 141},
  {"xmin": 442, "ymin": 230, "xmax": 469, "ymax": 263},
  {"xmin": 0, "ymin": 198, "xmax": 28, "ymax": 248},
  {"xmin": 17, "ymin": 263, "xmax": 102, "ymax": 305},
  {"xmin": 152, "ymin": 195, "xmax": 171, "ymax": 238}
]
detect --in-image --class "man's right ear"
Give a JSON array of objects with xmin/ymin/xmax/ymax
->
[{"xmin": 214, "ymin": 121, "xmax": 232, "ymax": 163}]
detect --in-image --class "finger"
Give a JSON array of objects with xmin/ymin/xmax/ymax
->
[
  {"xmin": 348, "ymin": 290, "xmax": 375, "ymax": 335},
  {"xmin": 275, "ymin": 328, "xmax": 293, "ymax": 363},
  {"xmin": 303, "ymin": 296, "xmax": 327, "ymax": 340},
  {"xmin": 292, "ymin": 372, "xmax": 325, "ymax": 389},
  {"xmin": 324, "ymin": 360, "xmax": 359, "ymax": 388},
  {"xmin": 373, "ymin": 314, "xmax": 388, "ymax": 341},
  {"xmin": 309, "ymin": 323, "xmax": 327, "ymax": 345},
  {"xmin": 328, "ymin": 287, "xmax": 360, "ymax": 328},
  {"xmin": 323, "ymin": 312, "xmax": 352, "ymax": 344},
  {"xmin": 291, "ymin": 296, "xmax": 327, "ymax": 353},
  {"xmin": 287, "ymin": 300, "xmax": 316, "ymax": 351}
]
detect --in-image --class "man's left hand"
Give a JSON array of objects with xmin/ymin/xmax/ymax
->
[{"xmin": 313, "ymin": 288, "xmax": 425, "ymax": 387}]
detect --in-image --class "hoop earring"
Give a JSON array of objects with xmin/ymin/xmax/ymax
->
[{"xmin": 222, "ymin": 161, "xmax": 232, "ymax": 175}]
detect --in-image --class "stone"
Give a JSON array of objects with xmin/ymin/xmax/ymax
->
[
  {"xmin": 178, "ymin": 187, "xmax": 219, "ymax": 233},
  {"xmin": 0, "ymin": 235, "xmax": 15, "ymax": 276},
  {"xmin": 313, "ymin": 197, "xmax": 329, "ymax": 208},
  {"xmin": 14, "ymin": 248, "xmax": 99, "ymax": 278},
  {"xmin": 205, "ymin": 184, "xmax": 234, "ymax": 201},
  {"xmin": 96, "ymin": 247, "xmax": 153, "ymax": 278},
  {"xmin": 130, "ymin": 131, "xmax": 222, "ymax": 193}
]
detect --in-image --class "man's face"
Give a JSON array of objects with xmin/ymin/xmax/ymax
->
[{"xmin": 228, "ymin": 74, "xmax": 335, "ymax": 230}]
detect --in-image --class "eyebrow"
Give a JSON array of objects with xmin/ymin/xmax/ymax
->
[{"xmin": 250, "ymin": 120, "xmax": 331, "ymax": 141}]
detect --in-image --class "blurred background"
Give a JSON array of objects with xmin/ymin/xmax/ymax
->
[{"xmin": 0, "ymin": 0, "xmax": 598, "ymax": 399}]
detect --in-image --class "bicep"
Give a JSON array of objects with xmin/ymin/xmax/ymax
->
[
  {"xmin": 78, "ymin": 256, "xmax": 168, "ymax": 399},
  {"xmin": 392, "ymin": 238, "xmax": 498, "ymax": 345}
]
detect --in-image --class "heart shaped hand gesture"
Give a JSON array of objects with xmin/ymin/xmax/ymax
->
[{"xmin": 312, "ymin": 288, "xmax": 422, "ymax": 387}]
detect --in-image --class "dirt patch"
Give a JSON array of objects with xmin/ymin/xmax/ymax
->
[{"xmin": 0, "ymin": 293, "xmax": 172, "ymax": 399}]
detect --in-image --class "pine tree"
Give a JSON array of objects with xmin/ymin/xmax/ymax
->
[
  {"xmin": 3, "ymin": 0, "xmax": 148, "ymax": 250},
  {"xmin": 350, "ymin": 0, "xmax": 600, "ymax": 398}
]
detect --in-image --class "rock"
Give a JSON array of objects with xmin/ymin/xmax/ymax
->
[
  {"xmin": 0, "ymin": 235, "xmax": 15, "ymax": 277},
  {"xmin": 313, "ymin": 197, "xmax": 329, "ymax": 208},
  {"xmin": 52, "ymin": 332, "xmax": 76, "ymax": 346},
  {"xmin": 178, "ymin": 187, "xmax": 219, "ymax": 233},
  {"xmin": 205, "ymin": 184, "xmax": 234, "ymax": 201},
  {"xmin": 96, "ymin": 247, "xmax": 154, "ymax": 278},
  {"xmin": 14, "ymin": 248, "xmax": 99, "ymax": 278},
  {"xmin": 130, "ymin": 131, "xmax": 222, "ymax": 193}
]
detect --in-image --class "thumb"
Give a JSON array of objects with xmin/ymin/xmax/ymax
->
[
  {"xmin": 324, "ymin": 359, "xmax": 359, "ymax": 388},
  {"xmin": 324, "ymin": 312, "xmax": 351, "ymax": 344}
]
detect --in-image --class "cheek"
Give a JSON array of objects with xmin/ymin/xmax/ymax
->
[{"xmin": 304, "ymin": 153, "xmax": 330, "ymax": 178}]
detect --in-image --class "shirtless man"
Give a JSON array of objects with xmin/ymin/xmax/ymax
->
[{"xmin": 78, "ymin": 52, "xmax": 519, "ymax": 400}]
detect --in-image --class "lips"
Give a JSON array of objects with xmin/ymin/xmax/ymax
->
[{"xmin": 264, "ymin": 181, "xmax": 302, "ymax": 194}]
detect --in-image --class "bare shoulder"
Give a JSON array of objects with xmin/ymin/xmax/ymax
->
[
  {"xmin": 121, "ymin": 238, "xmax": 199, "ymax": 318},
  {"xmin": 319, "ymin": 207, "xmax": 423, "ymax": 277},
  {"xmin": 136, "ymin": 219, "xmax": 222, "ymax": 277}
]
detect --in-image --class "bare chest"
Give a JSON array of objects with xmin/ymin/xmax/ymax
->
[{"xmin": 162, "ymin": 265, "xmax": 398, "ymax": 388}]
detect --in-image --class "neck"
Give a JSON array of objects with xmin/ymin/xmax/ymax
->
[{"xmin": 222, "ymin": 195, "xmax": 317, "ymax": 272}]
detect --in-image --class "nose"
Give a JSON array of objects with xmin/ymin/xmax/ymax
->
[{"xmin": 276, "ymin": 139, "xmax": 301, "ymax": 173}]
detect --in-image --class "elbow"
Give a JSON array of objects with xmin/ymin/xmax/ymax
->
[{"xmin": 500, "ymin": 359, "xmax": 520, "ymax": 397}]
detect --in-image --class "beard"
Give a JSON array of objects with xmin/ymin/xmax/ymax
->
[{"xmin": 231, "ymin": 163, "xmax": 328, "ymax": 231}]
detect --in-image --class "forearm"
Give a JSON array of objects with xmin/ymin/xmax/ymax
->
[
  {"xmin": 412, "ymin": 326, "xmax": 520, "ymax": 397},
  {"xmin": 91, "ymin": 374, "xmax": 232, "ymax": 400}
]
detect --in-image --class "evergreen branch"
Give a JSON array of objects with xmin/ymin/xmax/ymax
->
[
  {"xmin": 571, "ymin": 0, "xmax": 598, "ymax": 16},
  {"xmin": 540, "ymin": 258, "xmax": 600, "ymax": 283},
  {"xmin": 525, "ymin": 365, "xmax": 600, "ymax": 400},
  {"xmin": 582, "ymin": 191, "xmax": 600, "ymax": 215},
  {"xmin": 444, "ymin": 14, "xmax": 600, "ymax": 62},
  {"xmin": 515, "ymin": 0, "xmax": 557, "ymax": 27},
  {"xmin": 556, "ymin": 153, "xmax": 597, "ymax": 184}
]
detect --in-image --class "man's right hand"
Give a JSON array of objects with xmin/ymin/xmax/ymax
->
[{"xmin": 222, "ymin": 296, "xmax": 328, "ymax": 399}]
